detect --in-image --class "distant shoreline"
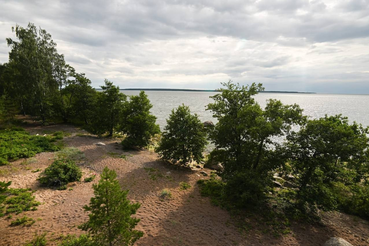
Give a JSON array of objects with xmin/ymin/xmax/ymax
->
[{"xmin": 116, "ymin": 88, "xmax": 316, "ymax": 94}]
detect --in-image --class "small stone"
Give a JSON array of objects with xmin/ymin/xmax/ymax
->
[{"xmin": 95, "ymin": 142, "xmax": 106, "ymax": 146}]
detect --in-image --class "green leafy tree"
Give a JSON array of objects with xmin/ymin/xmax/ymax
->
[
  {"xmin": 120, "ymin": 91, "xmax": 160, "ymax": 149},
  {"xmin": 156, "ymin": 104, "xmax": 207, "ymax": 165},
  {"xmin": 285, "ymin": 115, "xmax": 369, "ymax": 209},
  {"xmin": 60, "ymin": 71, "xmax": 97, "ymax": 125},
  {"xmin": 89, "ymin": 80, "xmax": 126, "ymax": 136},
  {"xmin": 4, "ymin": 23, "xmax": 69, "ymax": 122},
  {"xmin": 80, "ymin": 167, "xmax": 143, "ymax": 246},
  {"xmin": 207, "ymin": 81, "xmax": 304, "ymax": 206}
]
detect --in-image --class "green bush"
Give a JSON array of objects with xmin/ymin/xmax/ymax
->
[
  {"xmin": 156, "ymin": 105, "xmax": 207, "ymax": 165},
  {"xmin": 38, "ymin": 159, "xmax": 82, "ymax": 188},
  {"xmin": 179, "ymin": 182, "xmax": 191, "ymax": 190},
  {"xmin": 59, "ymin": 234, "xmax": 94, "ymax": 246},
  {"xmin": 10, "ymin": 216, "xmax": 35, "ymax": 227},
  {"xmin": 0, "ymin": 128, "xmax": 60, "ymax": 165},
  {"xmin": 342, "ymin": 184, "xmax": 369, "ymax": 220},
  {"xmin": 24, "ymin": 233, "xmax": 47, "ymax": 246}
]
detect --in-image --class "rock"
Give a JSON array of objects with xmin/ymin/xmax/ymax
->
[
  {"xmin": 200, "ymin": 171, "xmax": 208, "ymax": 176},
  {"xmin": 324, "ymin": 237, "xmax": 353, "ymax": 246},
  {"xmin": 95, "ymin": 142, "xmax": 106, "ymax": 146},
  {"xmin": 203, "ymin": 121, "xmax": 214, "ymax": 127},
  {"xmin": 210, "ymin": 163, "xmax": 224, "ymax": 172}
]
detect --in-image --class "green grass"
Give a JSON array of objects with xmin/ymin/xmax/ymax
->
[
  {"xmin": 106, "ymin": 152, "xmax": 127, "ymax": 160},
  {"xmin": 159, "ymin": 189, "xmax": 172, "ymax": 200},
  {"xmin": 84, "ymin": 174, "xmax": 96, "ymax": 182},
  {"xmin": 24, "ymin": 233, "xmax": 47, "ymax": 246},
  {"xmin": 0, "ymin": 127, "xmax": 60, "ymax": 165},
  {"xmin": 56, "ymin": 147, "xmax": 85, "ymax": 162},
  {"xmin": 179, "ymin": 182, "xmax": 191, "ymax": 190},
  {"xmin": 10, "ymin": 216, "xmax": 35, "ymax": 227},
  {"xmin": 144, "ymin": 167, "xmax": 164, "ymax": 180}
]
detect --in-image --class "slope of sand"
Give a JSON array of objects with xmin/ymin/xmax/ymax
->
[{"xmin": 0, "ymin": 124, "xmax": 368, "ymax": 246}]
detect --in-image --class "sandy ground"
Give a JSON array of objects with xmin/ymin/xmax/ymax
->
[{"xmin": 0, "ymin": 124, "xmax": 369, "ymax": 246}]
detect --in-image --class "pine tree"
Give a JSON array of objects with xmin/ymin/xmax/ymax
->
[{"xmin": 80, "ymin": 167, "xmax": 143, "ymax": 246}]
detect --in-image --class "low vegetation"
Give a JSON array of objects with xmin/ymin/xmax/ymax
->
[
  {"xmin": 10, "ymin": 216, "xmax": 35, "ymax": 227},
  {"xmin": 0, "ymin": 127, "xmax": 60, "ymax": 165},
  {"xmin": 38, "ymin": 159, "xmax": 82, "ymax": 189}
]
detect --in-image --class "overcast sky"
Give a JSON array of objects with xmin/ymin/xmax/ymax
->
[{"xmin": 1, "ymin": 0, "xmax": 369, "ymax": 94}]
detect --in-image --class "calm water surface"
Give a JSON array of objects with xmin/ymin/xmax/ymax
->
[{"xmin": 123, "ymin": 91, "xmax": 369, "ymax": 129}]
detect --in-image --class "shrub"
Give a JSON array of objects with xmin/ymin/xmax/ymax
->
[
  {"xmin": 156, "ymin": 105, "xmax": 207, "ymax": 165},
  {"xmin": 10, "ymin": 216, "xmax": 35, "ymax": 227},
  {"xmin": 24, "ymin": 233, "xmax": 47, "ymax": 246},
  {"xmin": 80, "ymin": 167, "xmax": 143, "ymax": 245},
  {"xmin": 84, "ymin": 175, "xmax": 96, "ymax": 183},
  {"xmin": 59, "ymin": 234, "xmax": 94, "ymax": 246},
  {"xmin": 159, "ymin": 189, "xmax": 172, "ymax": 199},
  {"xmin": 38, "ymin": 159, "xmax": 82, "ymax": 188},
  {"xmin": 179, "ymin": 182, "xmax": 191, "ymax": 190}
]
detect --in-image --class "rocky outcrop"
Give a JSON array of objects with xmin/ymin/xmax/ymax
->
[{"xmin": 324, "ymin": 237, "xmax": 353, "ymax": 246}]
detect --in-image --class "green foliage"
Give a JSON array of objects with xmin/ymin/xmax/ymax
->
[
  {"xmin": 342, "ymin": 184, "xmax": 369, "ymax": 219},
  {"xmin": 285, "ymin": 115, "xmax": 369, "ymax": 210},
  {"xmin": 120, "ymin": 91, "xmax": 160, "ymax": 149},
  {"xmin": 0, "ymin": 181, "xmax": 11, "ymax": 216},
  {"xmin": 4, "ymin": 23, "xmax": 70, "ymax": 122},
  {"xmin": 38, "ymin": 159, "xmax": 82, "ymax": 188},
  {"xmin": 159, "ymin": 189, "xmax": 172, "ymax": 199},
  {"xmin": 1, "ymin": 186, "xmax": 40, "ymax": 216},
  {"xmin": 80, "ymin": 167, "xmax": 143, "ymax": 246},
  {"xmin": 84, "ymin": 175, "xmax": 96, "ymax": 183},
  {"xmin": 0, "ymin": 128, "xmax": 60, "ymax": 165},
  {"xmin": 88, "ymin": 80, "xmax": 126, "ymax": 136},
  {"xmin": 156, "ymin": 105, "xmax": 207, "ymax": 165},
  {"xmin": 24, "ymin": 233, "xmax": 47, "ymax": 246},
  {"xmin": 10, "ymin": 216, "xmax": 35, "ymax": 227},
  {"xmin": 179, "ymin": 182, "xmax": 191, "ymax": 190},
  {"xmin": 197, "ymin": 176, "xmax": 226, "ymax": 207},
  {"xmin": 206, "ymin": 81, "xmax": 304, "ymax": 207},
  {"xmin": 59, "ymin": 234, "xmax": 94, "ymax": 246}
]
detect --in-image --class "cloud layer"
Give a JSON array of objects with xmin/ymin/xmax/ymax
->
[{"xmin": 1, "ymin": 0, "xmax": 369, "ymax": 93}]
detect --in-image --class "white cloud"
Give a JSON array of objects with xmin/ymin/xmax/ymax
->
[{"xmin": 0, "ymin": 0, "xmax": 368, "ymax": 93}]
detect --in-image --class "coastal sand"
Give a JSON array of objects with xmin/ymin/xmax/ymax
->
[{"xmin": 0, "ymin": 124, "xmax": 368, "ymax": 246}]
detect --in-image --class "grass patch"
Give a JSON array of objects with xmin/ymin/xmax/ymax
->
[
  {"xmin": 24, "ymin": 233, "xmax": 47, "ymax": 246},
  {"xmin": 31, "ymin": 168, "xmax": 42, "ymax": 173},
  {"xmin": 10, "ymin": 216, "xmax": 35, "ymax": 227},
  {"xmin": 59, "ymin": 234, "xmax": 94, "ymax": 246},
  {"xmin": 179, "ymin": 182, "xmax": 191, "ymax": 190},
  {"xmin": 159, "ymin": 189, "xmax": 172, "ymax": 200},
  {"xmin": 56, "ymin": 147, "xmax": 85, "ymax": 162},
  {"xmin": 20, "ymin": 157, "xmax": 37, "ymax": 165},
  {"xmin": 84, "ymin": 174, "xmax": 96, "ymax": 182},
  {"xmin": 106, "ymin": 152, "xmax": 127, "ymax": 160},
  {"xmin": 0, "ymin": 127, "xmax": 60, "ymax": 165},
  {"xmin": 144, "ymin": 167, "xmax": 164, "ymax": 181}
]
